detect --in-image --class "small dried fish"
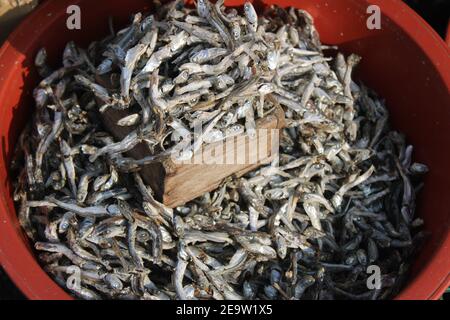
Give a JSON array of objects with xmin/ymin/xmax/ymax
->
[{"xmin": 13, "ymin": 0, "xmax": 426, "ymax": 301}]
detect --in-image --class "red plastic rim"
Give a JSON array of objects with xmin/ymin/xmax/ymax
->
[{"xmin": 0, "ymin": 0, "xmax": 449, "ymax": 300}]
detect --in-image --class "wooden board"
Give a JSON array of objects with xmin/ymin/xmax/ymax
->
[
  {"xmin": 100, "ymin": 106, "xmax": 285, "ymax": 208},
  {"xmin": 161, "ymin": 108, "xmax": 285, "ymax": 207}
]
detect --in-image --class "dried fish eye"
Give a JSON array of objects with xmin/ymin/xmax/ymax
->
[
  {"xmin": 66, "ymin": 275, "xmax": 79, "ymax": 290},
  {"xmin": 177, "ymin": 206, "xmax": 191, "ymax": 215},
  {"xmin": 410, "ymin": 163, "xmax": 429, "ymax": 174},
  {"xmin": 106, "ymin": 204, "xmax": 120, "ymax": 216},
  {"xmin": 189, "ymin": 98, "xmax": 199, "ymax": 105},
  {"xmin": 136, "ymin": 230, "xmax": 151, "ymax": 243},
  {"xmin": 105, "ymin": 274, "xmax": 123, "ymax": 291}
]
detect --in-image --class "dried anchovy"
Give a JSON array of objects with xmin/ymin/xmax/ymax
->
[{"xmin": 12, "ymin": 0, "xmax": 427, "ymax": 300}]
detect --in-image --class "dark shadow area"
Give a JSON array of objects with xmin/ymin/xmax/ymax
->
[
  {"xmin": 404, "ymin": 0, "xmax": 449, "ymax": 38},
  {"xmin": 0, "ymin": 267, "xmax": 25, "ymax": 300}
]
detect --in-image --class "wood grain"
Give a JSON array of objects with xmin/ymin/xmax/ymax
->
[{"xmin": 99, "ymin": 86, "xmax": 285, "ymax": 207}]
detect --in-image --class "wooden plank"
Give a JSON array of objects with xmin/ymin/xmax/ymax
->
[
  {"xmin": 162, "ymin": 109, "xmax": 284, "ymax": 207},
  {"xmin": 99, "ymin": 107, "xmax": 167, "ymax": 198},
  {"xmin": 97, "ymin": 72, "xmax": 285, "ymax": 207}
]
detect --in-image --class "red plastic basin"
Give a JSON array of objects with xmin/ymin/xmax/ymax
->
[{"xmin": 0, "ymin": 0, "xmax": 449, "ymax": 300}]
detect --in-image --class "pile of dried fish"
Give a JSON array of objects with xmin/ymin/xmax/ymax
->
[{"xmin": 12, "ymin": 0, "xmax": 428, "ymax": 300}]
